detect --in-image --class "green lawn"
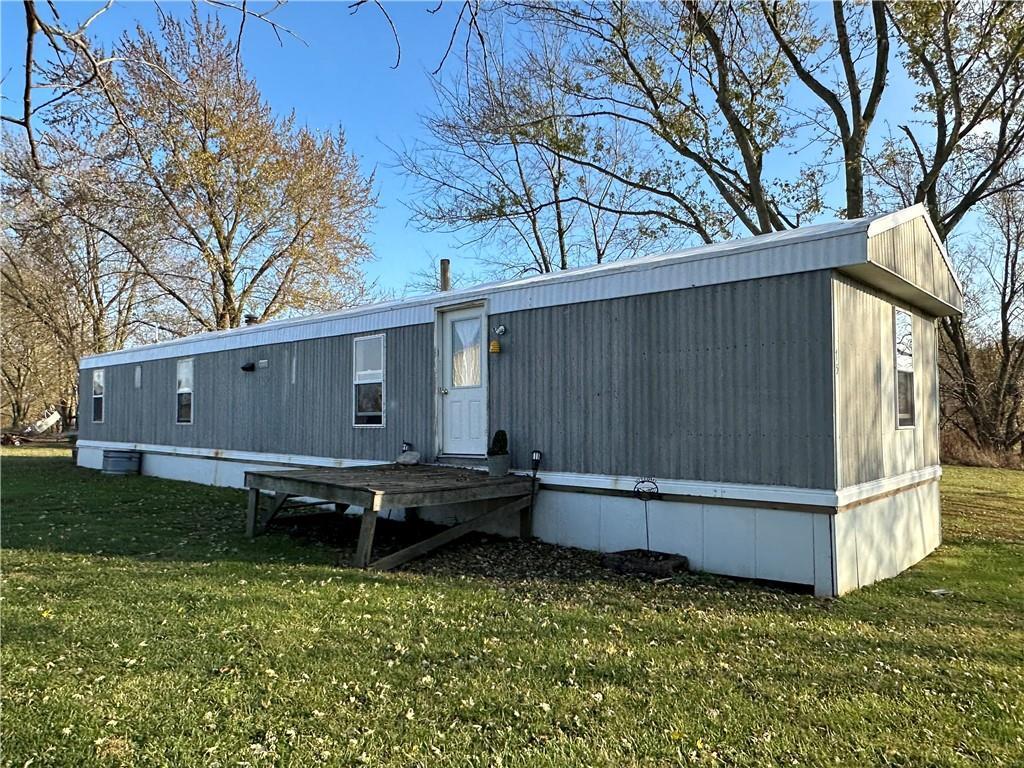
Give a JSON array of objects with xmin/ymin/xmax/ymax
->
[{"xmin": 2, "ymin": 447, "xmax": 1022, "ymax": 767}]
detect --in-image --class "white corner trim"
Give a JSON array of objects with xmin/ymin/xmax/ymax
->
[
  {"xmin": 77, "ymin": 440, "xmax": 940, "ymax": 510},
  {"xmin": 865, "ymin": 203, "xmax": 928, "ymax": 238}
]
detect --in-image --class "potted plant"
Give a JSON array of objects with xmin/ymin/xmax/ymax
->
[{"xmin": 487, "ymin": 429, "xmax": 511, "ymax": 477}]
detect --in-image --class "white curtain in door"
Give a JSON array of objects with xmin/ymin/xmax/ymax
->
[{"xmin": 451, "ymin": 318, "xmax": 481, "ymax": 387}]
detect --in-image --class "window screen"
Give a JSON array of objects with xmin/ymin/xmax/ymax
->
[
  {"xmin": 92, "ymin": 369, "xmax": 104, "ymax": 423},
  {"xmin": 176, "ymin": 359, "xmax": 193, "ymax": 425},
  {"xmin": 353, "ymin": 335, "xmax": 384, "ymax": 426},
  {"xmin": 894, "ymin": 309, "xmax": 915, "ymax": 428}
]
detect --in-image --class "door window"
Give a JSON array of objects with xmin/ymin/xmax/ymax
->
[{"xmin": 451, "ymin": 317, "xmax": 481, "ymax": 387}]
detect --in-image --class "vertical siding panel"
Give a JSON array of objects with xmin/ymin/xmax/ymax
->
[
  {"xmin": 569, "ymin": 302, "xmax": 587, "ymax": 473},
  {"xmin": 693, "ymin": 287, "xmax": 707, "ymax": 481}
]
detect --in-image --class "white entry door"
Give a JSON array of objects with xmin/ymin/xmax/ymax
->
[{"xmin": 440, "ymin": 306, "xmax": 487, "ymax": 455}]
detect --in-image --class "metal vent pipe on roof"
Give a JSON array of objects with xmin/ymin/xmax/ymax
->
[{"xmin": 440, "ymin": 259, "xmax": 451, "ymax": 291}]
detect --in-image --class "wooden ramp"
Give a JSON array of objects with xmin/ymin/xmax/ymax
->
[{"xmin": 244, "ymin": 464, "xmax": 535, "ymax": 570}]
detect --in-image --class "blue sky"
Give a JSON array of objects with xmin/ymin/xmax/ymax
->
[
  {"xmin": 1, "ymin": 1, "xmax": 468, "ymax": 291},
  {"xmin": 1, "ymin": 1, "xmax": 968, "ymax": 294}
]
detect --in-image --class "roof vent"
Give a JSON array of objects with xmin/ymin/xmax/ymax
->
[{"xmin": 244, "ymin": 314, "xmax": 259, "ymax": 325}]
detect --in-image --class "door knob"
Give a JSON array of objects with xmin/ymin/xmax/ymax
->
[{"xmin": 440, "ymin": 387, "xmax": 449, "ymax": 395}]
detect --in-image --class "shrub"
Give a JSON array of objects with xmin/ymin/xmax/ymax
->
[
  {"xmin": 941, "ymin": 429, "xmax": 1022, "ymax": 469},
  {"xmin": 487, "ymin": 429, "xmax": 508, "ymax": 456}
]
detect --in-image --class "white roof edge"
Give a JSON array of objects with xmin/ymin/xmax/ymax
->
[
  {"xmin": 865, "ymin": 203, "xmax": 964, "ymax": 294},
  {"xmin": 82, "ymin": 207, "xmax": 939, "ymax": 369}
]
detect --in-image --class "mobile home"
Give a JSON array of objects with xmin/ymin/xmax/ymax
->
[{"xmin": 77, "ymin": 204, "xmax": 962, "ymax": 596}]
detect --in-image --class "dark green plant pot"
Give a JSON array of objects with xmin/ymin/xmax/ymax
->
[{"xmin": 487, "ymin": 453, "xmax": 511, "ymax": 477}]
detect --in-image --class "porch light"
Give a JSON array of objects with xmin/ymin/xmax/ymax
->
[{"xmin": 530, "ymin": 449, "xmax": 543, "ymax": 472}]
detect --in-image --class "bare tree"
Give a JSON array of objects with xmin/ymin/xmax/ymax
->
[
  {"xmin": 1, "ymin": 140, "xmax": 152, "ymax": 426},
  {"xmin": 940, "ymin": 185, "xmax": 1024, "ymax": 454},
  {"xmin": 476, "ymin": 1, "xmax": 832, "ymax": 240},
  {"xmin": 2, "ymin": 133, "xmax": 154, "ymax": 354},
  {"xmin": 1, "ymin": 0, "xmax": 483, "ymax": 166},
  {"xmin": 1, "ymin": 317, "xmax": 78, "ymax": 431},
  {"xmin": 875, "ymin": 1, "xmax": 1024, "ymax": 239},
  {"xmin": 759, "ymin": 0, "xmax": 889, "ymax": 219},
  {"xmin": 76, "ymin": 11, "xmax": 378, "ymax": 330},
  {"xmin": 872, "ymin": 1, "xmax": 1024, "ymax": 455},
  {"xmin": 398, "ymin": 20, "xmax": 668, "ymax": 277},
  {"xmin": 0, "ymin": 305, "xmax": 57, "ymax": 429}
]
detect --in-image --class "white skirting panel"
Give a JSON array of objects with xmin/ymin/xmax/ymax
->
[
  {"xmin": 77, "ymin": 444, "xmax": 105, "ymax": 470},
  {"xmin": 833, "ymin": 479, "xmax": 941, "ymax": 595},
  {"xmin": 77, "ymin": 445, "xmax": 941, "ymax": 597},
  {"xmin": 532, "ymin": 490, "xmax": 836, "ymax": 595}
]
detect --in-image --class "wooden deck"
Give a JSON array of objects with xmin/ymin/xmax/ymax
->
[{"xmin": 244, "ymin": 464, "xmax": 535, "ymax": 570}]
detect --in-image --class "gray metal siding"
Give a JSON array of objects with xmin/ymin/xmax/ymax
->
[
  {"xmin": 82, "ymin": 273, "xmax": 838, "ymax": 488},
  {"xmin": 488, "ymin": 271, "xmax": 837, "ymax": 488},
  {"xmin": 79, "ymin": 324, "xmax": 435, "ymax": 461},
  {"xmin": 833, "ymin": 274, "xmax": 940, "ymax": 488},
  {"xmin": 868, "ymin": 217, "xmax": 960, "ymax": 309}
]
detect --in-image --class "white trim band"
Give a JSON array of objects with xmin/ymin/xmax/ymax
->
[
  {"xmin": 533, "ymin": 469, "xmax": 840, "ymax": 507},
  {"xmin": 834, "ymin": 464, "xmax": 942, "ymax": 507},
  {"xmin": 76, "ymin": 440, "xmax": 388, "ymax": 470},
  {"xmin": 77, "ymin": 440, "xmax": 940, "ymax": 509}
]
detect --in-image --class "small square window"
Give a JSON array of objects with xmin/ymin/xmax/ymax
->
[
  {"xmin": 355, "ymin": 382, "xmax": 383, "ymax": 425},
  {"xmin": 176, "ymin": 392, "xmax": 192, "ymax": 424}
]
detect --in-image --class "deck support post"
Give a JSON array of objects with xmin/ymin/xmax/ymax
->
[
  {"xmin": 520, "ymin": 502, "xmax": 533, "ymax": 539},
  {"xmin": 264, "ymin": 492, "xmax": 290, "ymax": 530},
  {"xmin": 247, "ymin": 489, "xmax": 294, "ymax": 538},
  {"xmin": 353, "ymin": 509, "xmax": 379, "ymax": 568},
  {"xmin": 246, "ymin": 488, "xmax": 261, "ymax": 538}
]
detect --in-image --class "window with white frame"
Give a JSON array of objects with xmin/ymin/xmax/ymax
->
[
  {"xmin": 894, "ymin": 308, "xmax": 915, "ymax": 428},
  {"xmin": 353, "ymin": 335, "xmax": 384, "ymax": 426},
  {"xmin": 176, "ymin": 358, "xmax": 193, "ymax": 425},
  {"xmin": 92, "ymin": 369, "xmax": 104, "ymax": 423}
]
